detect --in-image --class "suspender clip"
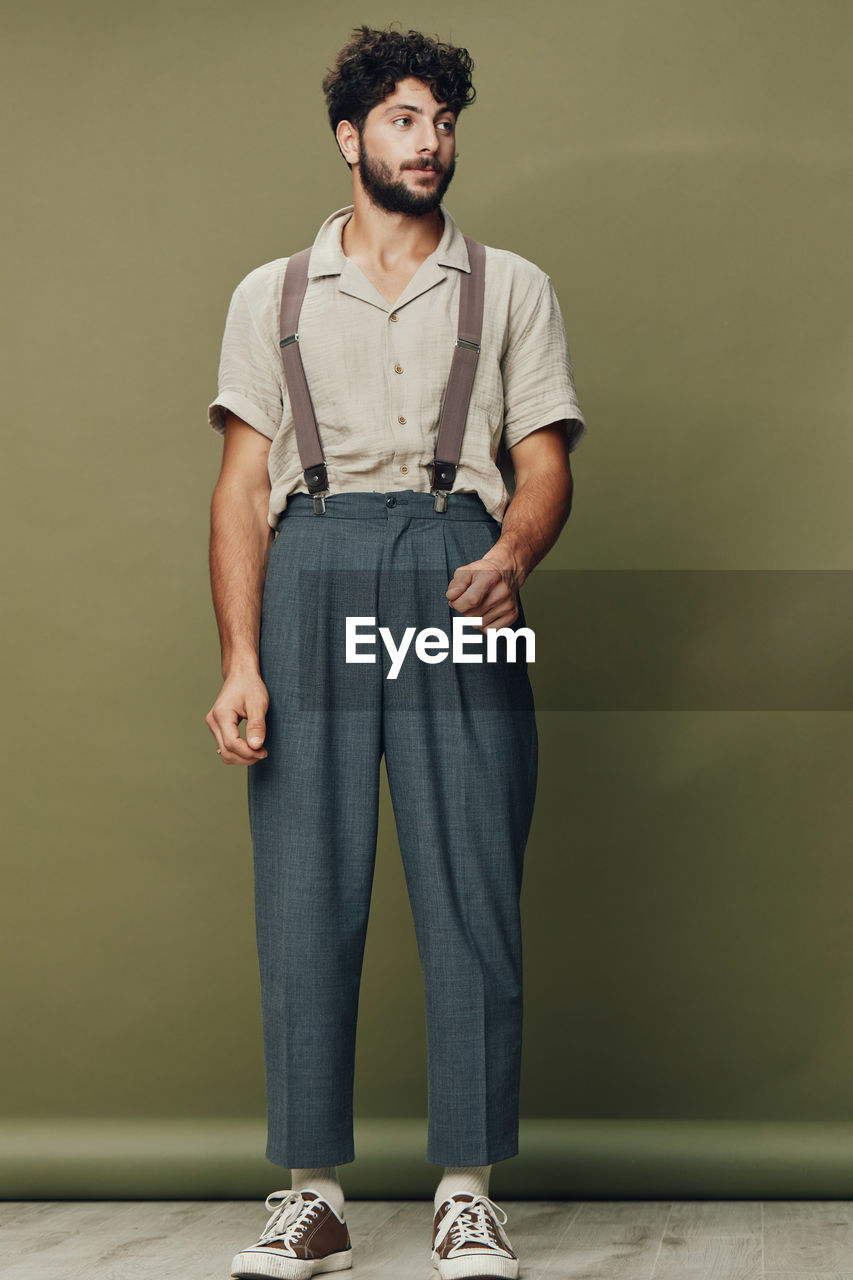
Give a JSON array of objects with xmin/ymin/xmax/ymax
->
[
  {"xmin": 455, "ymin": 337, "xmax": 480, "ymax": 353},
  {"xmin": 304, "ymin": 464, "xmax": 329, "ymax": 514},
  {"xmin": 280, "ymin": 332, "xmax": 299, "ymax": 348},
  {"xmin": 430, "ymin": 461, "xmax": 457, "ymax": 489},
  {"xmin": 430, "ymin": 461, "xmax": 456, "ymax": 512}
]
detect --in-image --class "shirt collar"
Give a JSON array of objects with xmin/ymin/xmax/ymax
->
[{"xmin": 307, "ymin": 204, "xmax": 471, "ymax": 279}]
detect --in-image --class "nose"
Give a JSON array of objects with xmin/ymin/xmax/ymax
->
[{"xmin": 417, "ymin": 121, "xmax": 440, "ymax": 154}]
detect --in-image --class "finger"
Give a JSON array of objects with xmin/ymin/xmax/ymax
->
[
  {"xmin": 206, "ymin": 703, "xmax": 267, "ymax": 766},
  {"xmin": 216, "ymin": 707, "xmax": 268, "ymax": 764},
  {"xmin": 446, "ymin": 567, "xmax": 474, "ymax": 600},
  {"xmin": 482, "ymin": 606, "xmax": 519, "ymax": 631},
  {"xmin": 245, "ymin": 698, "xmax": 268, "ymax": 750},
  {"xmin": 455, "ymin": 577, "xmax": 512, "ymax": 620},
  {"xmin": 220, "ymin": 738, "xmax": 267, "ymax": 765},
  {"xmin": 448, "ymin": 580, "xmax": 491, "ymax": 612},
  {"xmin": 205, "ymin": 708, "xmax": 232, "ymax": 759},
  {"xmin": 225, "ymin": 734, "xmax": 267, "ymax": 763},
  {"xmin": 471, "ymin": 595, "xmax": 519, "ymax": 630},
  {"xmin": 463, "ymin": 568, "xmax": 506, "ymax": 609}
]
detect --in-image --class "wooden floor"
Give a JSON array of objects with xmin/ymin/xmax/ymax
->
[{"xmin": 3, "ymin": 1199, "xmax": 853, "ymax": 1279}]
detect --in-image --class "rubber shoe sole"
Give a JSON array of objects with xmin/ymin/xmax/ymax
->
[
  {"xmin": 231, "ymin": 1247, "xmax": 352, "ymax": 1279},
  {"xmin": 431, "ymin": 1251, "xmax": 518, "ymax": 1279}
]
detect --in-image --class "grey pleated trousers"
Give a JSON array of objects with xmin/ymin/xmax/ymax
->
[{"xmin": 247, "ymin": 489, "xmax": 538, "ymax": 1168}]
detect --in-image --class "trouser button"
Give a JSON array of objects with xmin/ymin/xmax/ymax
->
[{"xmin": 386, "ymin": 496, "xmax": 397, "ymax": 508}]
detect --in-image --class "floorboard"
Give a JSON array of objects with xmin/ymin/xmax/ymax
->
[{"xmin": 3, "ymin": 1199, "xmax": 853, "ymax": 1278}]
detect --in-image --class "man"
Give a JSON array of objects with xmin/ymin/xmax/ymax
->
[{"xmin": 206, "ymin": 25, "xmax": 586, "ymax": 1280}]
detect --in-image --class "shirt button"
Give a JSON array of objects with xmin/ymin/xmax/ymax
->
[
  {"xmin": 389, "ymin": 312, "xmax": 399, "ymax": 322},
  {"xmin": 394, "ymin": 364, "xmax": 403, "ymax": 374},
  {"xmin": 400, "ymin": 465, "xmax": 408, "ymax": 474},
  {"xmin": 398, "ymin": 415, "xmax": 407, "ymax": 424},
  {"xmin": 386, "ymin": 496, "xmax": 397, "ymax": 507}
]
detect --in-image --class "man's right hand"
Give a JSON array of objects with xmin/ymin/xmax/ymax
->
[{"xmin": 206, "ymin": 671, "xmax": 270, "ymax": 765}]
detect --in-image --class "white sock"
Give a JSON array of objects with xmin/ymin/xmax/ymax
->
[
  {"xmin": 290, "ymin": 1167, "xmax": 345, "ymax": 1218},
  {"xmin": 434, "ymin": 1165, "xmax": 492, "ymax": 1212}
]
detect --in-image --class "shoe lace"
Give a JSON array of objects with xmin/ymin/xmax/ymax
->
[
  {"xmin": 437, "ymin": 1195, "xmax": 509, "ymax": 1253},
  {"xmin": 258, "ymin": 1191, "xmax": 323, "ymax": 1245}
]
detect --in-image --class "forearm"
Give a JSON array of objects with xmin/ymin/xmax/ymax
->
[
  {"xmin": 485, "ymin": 462, "xmax": 573, "ymax": 587},
  {"xmin": 209, "ymin": 479, "xmax": 273, "ymax": 677}
]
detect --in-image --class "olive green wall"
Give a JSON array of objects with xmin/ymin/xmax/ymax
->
[{"xmin": 2, "ymin": 0, "xmax": 853, "ymax": 1195}]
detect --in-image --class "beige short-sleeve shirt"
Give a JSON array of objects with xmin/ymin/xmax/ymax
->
[{"xmin": 208, "ymin": 204, "xmax": 586, "ymax": 527}]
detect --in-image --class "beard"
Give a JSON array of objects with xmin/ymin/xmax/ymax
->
[{"xmin": 357, "ymin": 142, "xmax": 456, "ymax": 216}]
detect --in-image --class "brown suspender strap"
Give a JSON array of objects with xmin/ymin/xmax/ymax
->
[
  {"xmin": 278, "ymin": 235, "xmax": 487, "ymax": 513},
  {"xmin": 278, "ymin": 247, "xmax": 328, "ymax": 502},
  {"xmin": 430, "ymin": 236, "xmax": 487, "ymax": 503}
]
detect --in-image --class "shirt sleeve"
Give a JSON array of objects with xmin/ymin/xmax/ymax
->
[
  {"xmin": 501, "ymin": 274, "xmax": 586, "ymax": 452},
  {"xmin": 207, "ymin": 277, "xmax": 284, "ymax": 439}
]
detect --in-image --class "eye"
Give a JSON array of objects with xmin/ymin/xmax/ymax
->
[
  {"xmin": 393, "ymin": 116, "xmax": 413, "ymax": 127},
  {"xmin": 437, "ymin": 120, "xmax": 454, "ymax": 132}
]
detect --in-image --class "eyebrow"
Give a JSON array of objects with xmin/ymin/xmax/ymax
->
[{"xmin": 383, "ymin": 102, "xmax": 454, "ymax": 117}]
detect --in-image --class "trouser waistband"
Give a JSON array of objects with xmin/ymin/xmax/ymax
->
[{"xmin": 278, "ymin": 490, "xmax": 497, "ymax": 523}]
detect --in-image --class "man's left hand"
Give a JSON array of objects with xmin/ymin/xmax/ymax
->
[{"xmin": 446, "ymin": 555, "xmax": 521, "ymax": 631}]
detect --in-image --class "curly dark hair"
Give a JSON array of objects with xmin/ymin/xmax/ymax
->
[{"xmin": 322, "ymin": 26, "xmax": 476, "ymax": 136}]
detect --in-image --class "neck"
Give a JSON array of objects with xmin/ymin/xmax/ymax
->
[{"xmin": 341, "ymin": 185, "xmax": 444, "ymax": 270}]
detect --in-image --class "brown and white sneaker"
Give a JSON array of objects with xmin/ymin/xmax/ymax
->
[
  {"xmin": 231, "ymin": 1189, "xmax": 352, "ymax": 1279},
  {"xmin": 431, "ymin": 1193, "xmax": 519, "ymax": 1279}
]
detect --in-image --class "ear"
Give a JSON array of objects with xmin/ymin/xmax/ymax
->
[{"xmin": 336, "ymin": 119, "xmax": 360, "ymax": 167}]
